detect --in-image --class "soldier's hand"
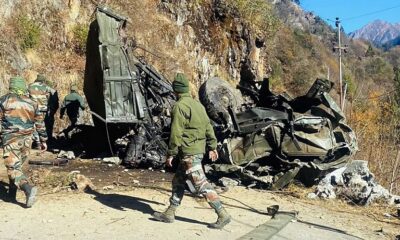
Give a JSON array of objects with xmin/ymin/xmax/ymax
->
[
  {"xmin": 209, "ymin": 150, "xmax": 218, "ymax": 162},
  {"xmin": 166, "ymin": 156, "xmax": 174, "ymax": 167},
  {"xmin": 41, "ymin": 142, "xmax": 48, "ymax": 152}
]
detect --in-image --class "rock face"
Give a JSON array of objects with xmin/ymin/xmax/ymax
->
[
  {"xmin": 349, "ymin": 20, "xmax": 400, "ymax": 47},
  {"xmin": 159, "ymin": 0, "xmax": 268, "ymax": 84},
  {"xmin": 271, "ymin": 0, "xmax": 315, "ymax": 30},
  {"xmin": 0, "ymin": 0, "xmax": 272, "ymax": 97}
]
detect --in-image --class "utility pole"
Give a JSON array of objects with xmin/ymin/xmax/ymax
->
[{"xmin": 334, "ymin": 17, "xmax": 347, "ymax": 111}]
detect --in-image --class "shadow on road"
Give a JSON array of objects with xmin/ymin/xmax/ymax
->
[
  {"xmin": 219, "ymin": 194, "xmax": 266, "ymax": 215},
  {"xmin": 86, "ymin": 188, "xmax": 161, "ymax": 214},
  {"xmin": 86, "ymin": 188, "xmax": 209, "ymax": 226},
  {"xmin": 149, "ymin": 215, "xmax": 210, "ymax": 226}
]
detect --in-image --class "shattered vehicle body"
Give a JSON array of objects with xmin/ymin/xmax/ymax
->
[
  {"xmin": 84, "ymin": 6, "xmax": 175, "ymax": 168},
  {"xmin": 84, "ymin": 6, "xmax": 358, "ymax": 189},
  {"xmin": 200, "ymin": 77, "xmax": 358, "ymax": 189}
]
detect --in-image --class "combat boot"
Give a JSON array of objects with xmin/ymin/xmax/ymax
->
[
  {"xmin": 208, "ymin": 207, "xmax": 231, "ymax": 229},
  {"xmin": 20, "ymin": 183, "xmax": 38, "ymax": 208},
  {"xmin": 152, "ymin": 205, "xmax": 177, "ymax": 223}
]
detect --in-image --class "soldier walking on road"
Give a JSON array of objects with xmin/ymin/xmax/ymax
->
[
  {"xmin": 28, "ymin": 74, "xmax": 56, "ymax": 145},
  {"xmin": 152, "ymin": 73, "xmax": 231, "ymax": 229},
  {"xmin": 0, "ymin": 76, "xmax": 47, "ymax": 207}
]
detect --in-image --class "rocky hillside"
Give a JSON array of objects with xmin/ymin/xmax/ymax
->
[
  {"xmin": 349, "ymin": 20, "xmax": 400, "ymax": 47},
  {"xmin": 0, "ymin": 0, "xmax": 340, "ymax": 96}
]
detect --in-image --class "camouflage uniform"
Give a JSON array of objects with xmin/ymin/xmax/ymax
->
[
  {"xmin": 167, "ymin": 93, "xmax": 222, "ymax": 210},
  {"xmin": 153, "ymin": 73, "xmax": 231, "ymax": 229},
  {"xmin": 1, "ymin": 76, "xmax": 46, "ymax": 207},
  {"xmin": 170, "ymin": 154, "xmax": 221, "ymax": 209},
  {"xmin": 28, "ymin": 74, "xmax": 56, "ymax": 142}
]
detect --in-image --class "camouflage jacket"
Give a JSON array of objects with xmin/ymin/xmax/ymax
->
[
  {"xmin": 28, "ymin": 81, "xmax": 56, "ymax": 112},
  {"xmin": 168, "ymin": 93, "xmax": 217, "ymax": 157},
  {"xmin": 0, "ymin": 93, "xmax": 47, "ymax": 144}
]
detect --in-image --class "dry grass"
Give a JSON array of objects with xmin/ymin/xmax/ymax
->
[{"xmin": 348, "ymin": 92, "xmax": 400, "ymax": 194}]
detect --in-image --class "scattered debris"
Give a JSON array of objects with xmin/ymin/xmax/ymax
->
[
  {"xmin": 383, "ymin": 213, "xmax": 391, "ymax": 218},
  {"xmin": 57, "ymin": 150, "xmax": 75, "ymax": 160},
  {"xmin": 70, "ymin": 173, "xmax": 95, "ymax": 192},
  {"xmin": 29, "ymin": 158, "xmax": 69, "ymax": 166},
  {"xmin": 52, "ymin": 149, "xmax": 60, "ymax": 154},
  {"xmin": 308, "ymin": 160, "xmax": 400, "ymax": 205},
  {"xmin": 106, "ymin": 216, "xmax": 126, "ymax": 225},
  {"xmin": 102, "ymin": 185, "xmax": 115, "ymax": 190},
  {"xmin": 218, "ymin": 177, "xmax": 240, "ymax": 187},
  {"xmin": 132, "ymin": 180, "xmax": 140, "ymax": 184},
  {"xmin": 102, "ymin": 157, "xmax": 122, "ymax": 165}
]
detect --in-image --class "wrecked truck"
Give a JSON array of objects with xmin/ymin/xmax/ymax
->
[
  {"xmin": 84, "ymin": 6, "xmax": 175, "ymax": 168},
  {"xmin": 200, "ymin": 77, "xmax": 358, "ymax": 189},
  {"xmin": 84, "ymin": 6, "xmax": 358, "ymax": 189}
]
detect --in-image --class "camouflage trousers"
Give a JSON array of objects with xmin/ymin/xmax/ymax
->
[
  {"xmin": 2, "ymin": 136, "xmax": 32, "ymax": 188},
  {"xmin": 170, "ymin": 154, "xmax": 222, "ymax": 211},
  {"xmin": 32, "ymin": 110, "xmax": 49, "ymax": 143}
]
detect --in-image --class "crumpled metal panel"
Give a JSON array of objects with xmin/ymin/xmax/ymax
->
[
  {"xmin": 202, "ymin": 77, "xmax": 359, "ymax": 189},
  {"xmin": 85, "ymin": 7, "xmax": 147, "ymax": 124},
  {"xmin": 281, "ymin": 116, "xmax": 335, "ymax": 157}
]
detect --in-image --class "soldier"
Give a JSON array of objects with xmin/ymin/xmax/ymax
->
[
  {"xmin": 152, "ymin": 73, "xmax": 231, "ymax": 229},
  {"xmin": 0, "ymin": 76, "xmax": 47, "ymax": 207},
  {"xmin": 60, "ymin": 84, "xmax": 85, "ymax": 138},
  {"xmin": 45, "ymin": 84, "xmax": 59, "ymax": 143},
  {"xmin": 28, "ymin": 74, "xmax": 56, "ymax": 145}
]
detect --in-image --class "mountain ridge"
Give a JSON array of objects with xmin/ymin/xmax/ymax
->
[{"xmin": 349, "ymin": 19, "xmax": 400, "ymax": 47}]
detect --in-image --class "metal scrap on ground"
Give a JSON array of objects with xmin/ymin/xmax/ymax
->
[{"xmin": 308, "ymin": 160, "xmax": 400, "ymax": 205}]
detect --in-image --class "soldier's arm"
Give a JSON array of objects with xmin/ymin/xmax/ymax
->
[
  {"xmin": 78, "ymin": 95, "xmax": 86, "ymax": 110},
  {"xmin": 167, "ymin": 105, "xmax": 185, "ymax": 157},
  {"xmin": 205, "ymin": 119, "xmax": 217, "ymax": 151},
  {"xmin": 60, "ymin": 98, "xmax": 66, "ymax": 118},
  {"xmin": 33, "ymin": 104, "xmax": 48, "ymax": 142}
]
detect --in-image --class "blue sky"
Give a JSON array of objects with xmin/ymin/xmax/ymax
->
[{"xmin": 300, "ymin": 0, "xmax": 400, "ymax": 33}]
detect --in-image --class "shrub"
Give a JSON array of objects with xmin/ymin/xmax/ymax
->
[
  {"xmin": 225, "ymin": 0, "xmax": 280, "ymax": 37},
  {"xmin": 364, "ymin": 56, "xmax": 394, "ymax": 83},
  {"xmin": 16, "ymin": 16, "xmax": 41, "ymax": 50},
  {"xmin": 343, "ymin": 73, "xmax": 356, "ymax": 99},
  {"xmin": 72, "ymin": 24, "xmax": 89, "ymax": 55}
]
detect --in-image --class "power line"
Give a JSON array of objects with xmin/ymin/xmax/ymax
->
[{"xmin": 342, "ymin": 4, "xmax": 400, "ymax": 22}]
